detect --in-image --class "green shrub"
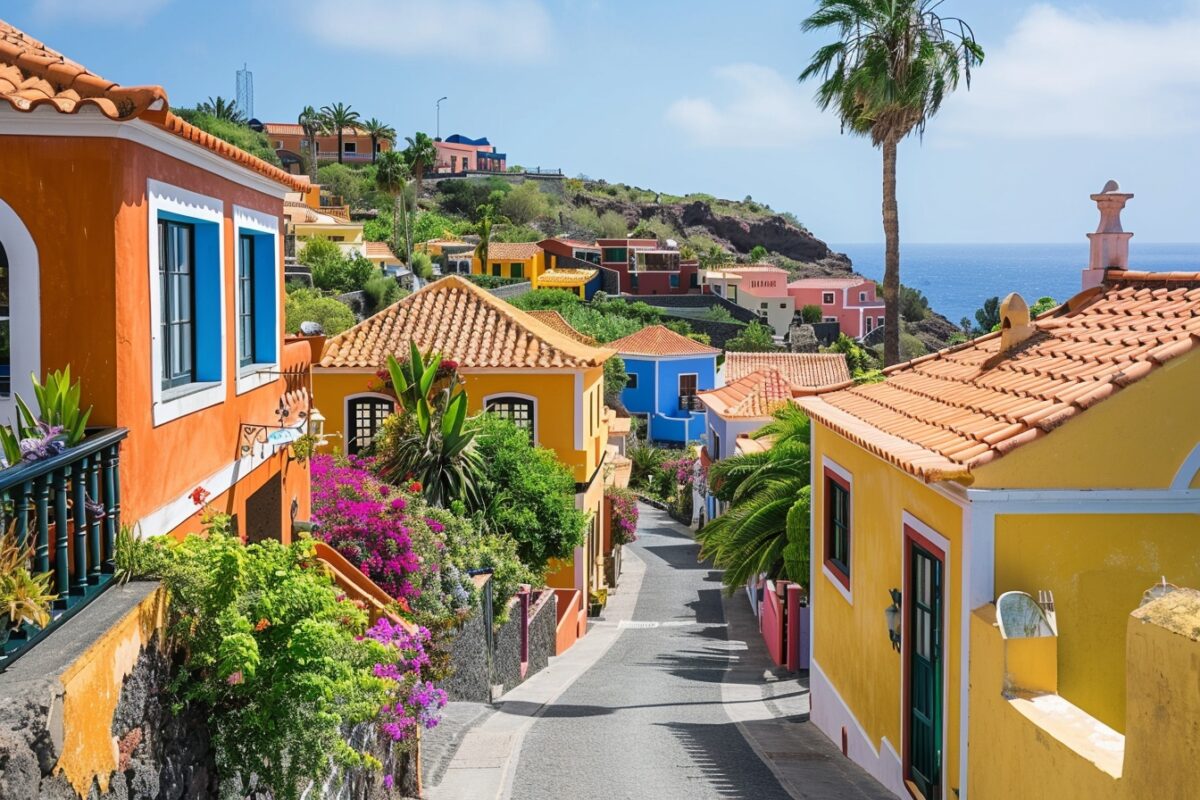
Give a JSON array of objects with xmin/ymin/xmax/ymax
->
[
  {"xmin": 285, "ymin": 288, "xmax": 356, "ymax": 335},
  {"xmin": 492, "ymin": 225, "xmax": 544, "ymax": 243},
  {"xmin": 500, "ymin": 181, "xmax": 549, "ymax": 225},
  {"xmin": 801, "ymin": 304, "xmax": 823, "ymax": 324},
  {"xmin": 603, "ymin": 357, "xmax": 628, "ymax": 402},
  {"xmin": 363, "ymin": 273, "xmax": 405, "ymax": 314},
  {"xmin": 410, "ymin": 251, "xmax": 435, "ymax": 280},
  {"xmin": 171, "ymin": 108, "xmax": 280, "ymax": 166},
  {"xmin": 299, "ymin": 238, "xmax": 376, "ymax": 293},
  {"xmin": 725, "ymin": 321, "xmax": 778, "ymax": 352},
  {"xmin": 598, "ymin": 210, "xmax": 628, "ymax": 238},
  {"xmin": 463, "ymin": 274, "xmax": 523, "ymax": 289}
]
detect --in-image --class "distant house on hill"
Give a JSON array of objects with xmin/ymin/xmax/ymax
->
[
  {"xmin": 434, "ymin": 134, "xmax": 506, "ymax": 174},
  {"xmin": 787, "ymin": 276, "xmax": 884, "ymax": 340},
  {"xmin": 264, "ymin": 122, "xmax": 389, "ymax": 169}
]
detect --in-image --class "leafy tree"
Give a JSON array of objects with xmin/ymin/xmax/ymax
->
[
  {"xmin": 726, "ymin": 321, "xmax": 778, "ymax": 352},
  {"xmin": 315, "ymin": 163, "xmax": 366, "ymax": 207},
  {"xmin": 473, "ymin": 413, "xmax": 588, "ymax": 573},
  {"xmin": 500, "ymin": 181, "xmax": 549, "ymax": 225},
  {"xmin": 361, "ymin": 117, "xmax": 395, "ymax": 163},
  {"xmin": 320, "ymin": 102, "xmax": 361, "ymax": 164},
  {"xmin": 801, "ymin": 304, "xmax": 823, "ymax": 324},
  {"xmin": 197, "ymin": 95, "xmax": 244, "ymax": 123},
  {"xmin": 975, "ymin": 296, "xmax": 1001, "ymax": 333},
  {"xmin": 362, "ymin": 273, "xmax": 405, "ymax": 314},
  {"xmin": 703, "ymin": 305, "xmax": 736, "ymax": 323},
  {"xmin": 749, "ymin": 244, "xmax": 768, "ymax": 261},
  {"xmin": 298, "ymin": 238, "xmax": 374, "ymax": 293},
  {"xmin": 959, "ymin": 316, "xmax": 973, "ymax": 335},
  {"xmin": 698, "ymin": 243, "xmax": 734, "ymax": 269},
  {"xmin": 800, "ymin": 0, "xmax": 984, "ymax": 365},
  {"xmin": 698, "ymin": 405, "xmax": 812, "ymax": 591},
  {"xmin": 376, "ymin": 150, "xmax": 411, "ymax": 259},
  {"xmin": 298, "ymin": 105, "xmax": 323, "ymax": 180},
  {"xmin": 826, "ymin": 333, "xmax": 877, "ymax": 378},
  {"xmin": 284, "ymin": 288, "xmax": 356, "ymax": 335},
  {"xmin": 412, "ymin": 211, "xmax": 467, "ymax": 244},
  {"xmin": 410, "ymin": 251, "xmax": 435, "ymax": 281},
  {"xmin": 474, "ymin": 204, "xmax": 507, "ymax": 276},
  {"xmin": 439, "ymin": 180, "xmax": 502, "ymax": 219},
  {"xmin": 898, "ymin": 284, "xmax": 931, "ymax": 321},
  {"xmin": 1030, "ymin": 296, "xmax": 1057, "ymax": 317},
  {"xmin": 603, "ymin": 357, "xmax": 628, "ymax": 403}
]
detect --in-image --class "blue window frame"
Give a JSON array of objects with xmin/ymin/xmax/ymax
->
[
  {"xmin": 236, "ymin": 227, "xmax": 279, "ymax": 370},
  {"xmin": 158, "ymin": 220, "xmax": 195, "ymax": 389}
]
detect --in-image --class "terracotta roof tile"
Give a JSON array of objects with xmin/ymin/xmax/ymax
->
[
  {"xmin": 483, "ymin": 242, "xmax": 541, "ymax": 261},
  {"xmin": 319, "ymin": 275, "xmax": 613, "ymax": 370},
  {"xmin": 0, "ymin": 19, "xmax": 306, "ymax": 192},
  {"xmin": 799, "ymin": 271, "xmax": 1200, "ymax": 483},
  {"xmin": 698, "ymin": 370, "xmax": 794, "ymax": 419},
  {"xmin": 725, "ymin": 352, "xmax": 852, "ymax": 391},
  {"xmin": 608, "ymin": 325, "xmax": 720, "ymax": 357},
  {"xmin": 364, "ymin": 241, "xmax": 397, "ymax": 260},
  {"xmin": 526, "ymin": 310, "xmax": 598, "ymax": 345}
]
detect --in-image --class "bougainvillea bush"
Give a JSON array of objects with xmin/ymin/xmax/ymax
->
[
  {"xmin": 311, "ymin": 454, "xmax": 475, "ymax": 618},
  {"xmin": 607, "ymin": 487, "xmax": 640, "ymax": 546},
  {"xmin": 364, "ymin": 617, "xmax": 449, "ymax": 742}
]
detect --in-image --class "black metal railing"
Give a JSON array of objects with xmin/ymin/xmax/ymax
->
[
  {"xmin": 0, "ymin": 427, "xmax": 128, "ymax": 669},
  {"xmin": 678, "ymin": 395, "xmax": 704, "ymax": 412}
]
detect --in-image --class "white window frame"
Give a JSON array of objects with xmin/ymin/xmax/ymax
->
[
  {"xmin": 821, "ymin": 456, "xmax": 854, "ymax": 604},
  {"xmin": 147, "ymin": 179, "xmax": 226, "ymax": 427},
  {"xmin": 343, "ymin": 141, "xmax": 357, "ymax": 154},
  {"xmin": 233, "ymin": 205, "xmax": 281, "ymax": 395},
  {"xmin": 483, "ymin": 392, "xmax": 539, "ymax": 444}
]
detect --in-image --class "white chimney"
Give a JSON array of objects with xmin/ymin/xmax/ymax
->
[{"xmin": 1082, "ymin": 179, "xmax": 1133, "ymax": 290}]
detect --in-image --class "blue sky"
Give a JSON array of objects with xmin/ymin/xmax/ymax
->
[{"xmin": 8, "ymin": 0, "xmax": 1200, "ymax": 244}]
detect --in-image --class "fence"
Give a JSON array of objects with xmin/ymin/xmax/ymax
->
[
  {"xmin": 757, "ymin": 578, "xmax": 809, "ymax": 672},
  {"xmin": 0, "ymin": 427, "xmax": 128, "ymax": 668}
]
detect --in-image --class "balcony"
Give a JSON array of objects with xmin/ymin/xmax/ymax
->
[
  {"xmin": 678, "ymin": 395, "xmax": 704, "ymax": 412},
  {"xmin": 634, "ymin": 252, "xmax": 681, "ymax": 273},
  {"xmin": 0, "ymin": 427, "xmax": 128, "ymax": 668}
]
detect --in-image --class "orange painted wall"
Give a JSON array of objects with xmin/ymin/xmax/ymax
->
[{"xmin": 0, "ymin": 134, "xmax": 309, "ymax": 537}]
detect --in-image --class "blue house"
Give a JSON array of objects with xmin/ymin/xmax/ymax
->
[{"xmin": 610, "ymin": 325, "xmax": 719, "ymax": 444}]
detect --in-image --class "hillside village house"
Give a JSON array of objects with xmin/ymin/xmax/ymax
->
[
  {"xmin": 434, "ymin": 133, "xmax": 506, "ymax": 174},
  {"xmin": 789, "ymin": 276, "xmax": 885, "ymax": 340},
  {"xmin": 611, "ymin": 325, "xmax": 719, "ymax": 444},
  {"xmin": 703, "ymin": 263, "xmax": 796, "ymax": 335},
  {"xmin": 312, "ymin": 276, "xmax": 614, "ymax": 630},
  {"xmin": 598, "ymin": 237, "xmax": 702, "ymax": 295},
  {"xmin": 263, "ymin": 121, "xmax": 389, "ymax": 169},
  {"xmin": 797, "ymin": 184, "xmax": 1200, "ymax": 800}
]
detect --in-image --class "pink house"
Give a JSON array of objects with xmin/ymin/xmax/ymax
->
[
  {"xmin": 434, "ymin": 134, "xmax": 506, "ymax": 174},
  {"xmin": 704, "ymin": 264, "xmax": 795, "ymax": 334},
  {"xmin": 787, "ymin": 277, "xmax": 885, "ymax": 340}
]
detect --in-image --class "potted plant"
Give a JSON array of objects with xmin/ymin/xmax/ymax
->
[
  {"xmin": 587, "ymin": 588, "xmax": 607, "ymax": 617},
  {"xmin": 0, "ymin": 527, "xmax": 57, "ymax": 647}
]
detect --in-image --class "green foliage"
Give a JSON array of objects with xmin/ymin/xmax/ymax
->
[
  {"xmin": 410, "ymin": 251, "xmax": 435, "ymax": 280},
  {"xmin": 628, "ymin": 442, "xmax": 672, "ymax": 499},
  {"xmin": 629, "ymin": 217, "xmax": 677, "ymax": 241},
  {"xmin": 499, "ymin": 181, "xmax": 549, "ymax": 225},
  {"xmin": 697, "ymin": 405, "xmax": 812, "ymax": 592},
  {"xmin": 316, "ymin": 163, "xmax": 378, "ymax": 209},
  {"xmin": 320, "ymin": 102, "xmax": 362, "ymax": 164},
  {"xmin": 702, "ymin": 305, "xmax": 736, "ymax": 323},
  {"xmin": 438, "ymin": 179, "xmax": 510, "ymax": 219},
  {"xmin": 1030, "ymin": 296, "xmax": 1058, "ymax": 317},
  {"xmin": 299, "ymin": 237, "xmax": 376, "ymax": 293},
  {"xmin": 825, "ymin": 333, "xmax": 877, "ymax": 378},
  {"xmin": 800, "ymin": 304, "xmax": 823, "ymax": 325},
  {"xmin": 462, "ymin": 274, "xmax": 523, "ymax": 290},
  {"xmin": 197, "ymin": 96, "xmax": 244, "ymax": 123},
  {"xmin": 434, "ymin": 506, "xmax": 535, "ymax": 623},
  {"xmin": 898, "ymin": 284, "xmax": 931, "ymax": 322},
  {"xmin": 1, "ymin": 526, "xmax": 56, "ymax": 630},
  {"xmin": 749, "ymin": 245, "xmax": 768, "ymax": 261},
  {"xmin": 603, "ymin": 357, "xmax": 628, "ymax": 402},
  {"xmin": 172, "ymin": 108, "xmax": 280, "ymax": 166},
  {"xmin": 413, "ymin": 211, "xmax": 470, "ymax": 243},
  {"xmin": 402, "ymin": 131, "xmax": 438, "ymax": 184},
  {"xmin": 473, "ymin": 414, "xmax": 588, "ymax": 574},
  {"xmin": 726, "ymin": 321, "xmax": 778, "ymax": 352},
  {"xmin": 974, "ymin": 296, "xmax": 1001, "ymax": 333},
  {"xmin": 899, "ymin": 330, "xmax": 929, "ymax": 361},
  {"xmin": 24, "ymin": 367, "xmax": 92, "ymax": 446},
  {"xmin": 362, "ymin": 273, "xmax": 405, "ymax": 315},
  {"xmin": 510, "ymin": 290, "xmax": 694, "ymax": 344},
  {"xmin": 150, "ymin": 533, "xmax": 397, "ymax": 799},
  {"xmin": 598, "ymin": 210, "xmax": 629, "ymax": 238},
  {"xmin": 492, "ymin": 225, "xmax": 544, "ymax": 243},
  {"xmin": 284, "ymin": 288, "xmax": 356, "ymax": 335}
]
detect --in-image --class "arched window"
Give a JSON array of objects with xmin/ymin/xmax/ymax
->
[
  {"xmin": 346, "ymin": 395, "xmax": 395, "ymax": 455},
  {"xmin": 485, "ymin": 395, "xmax": 535, "ymax": 440},
  {"xmin": 0, "ymin": 241, "xmax": 9, "ymax": 397}
]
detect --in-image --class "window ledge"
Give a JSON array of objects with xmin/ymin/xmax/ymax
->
[
  {"xmin": 161, "ymin": 380, "xmax": 220, "ymax": 404},
  {"xmin": 236, "ymin": 362, "xmax": 281, "ymax": 396},
  {"xmin": 154, "ymin": 380, "xmax": 225, "ymax": 427},
  {"xmin": 822, "ymin": 560, "xmax": 853, "ymax": 604}
]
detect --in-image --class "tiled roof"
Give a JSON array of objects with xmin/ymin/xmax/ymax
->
[
  {"xmin": 364, "ymin": 241, "xmax": 397, "ymax": 260},
  {"xmin": 537, "ymin": 268, "xmax": 597, "ymax": 287},
  {"xmin": 0, "ymin": 20, "xmax": 307, "ymax": 191},
  {"xmin": 698, "ymin": 369, "xmax": 794, "ymax": 419},
  {"xmin": 264, "ymin": 122, "xmax": 371, "ymax": 136},
  {"xmin": 483, "ymin": 242, "xmax": 541, "ymax": 261},
  {"xmin": 799, "ymin": 271, "xmax": 1200, "ymax": 483},
  {"xmin": 788, "ymin": 277, "xmax": 871, "ymax": 289},
  {"xmin": 319, "ymin": 275, "xmax": 613, "ymax": 370},
  {"xmin": 725, "ymin": 352, "xmax": 852, "ymax": 392},
  {"xmin": 608, "ymin": 325, "xmax": 721, "ymax": 357},
  {"xmin": 526, "ymin": 310, "xmax": 598, "ymax": 345},
  {"xmin": 723, "ymin": 263, "xmax": 787, "ymax": 273}
]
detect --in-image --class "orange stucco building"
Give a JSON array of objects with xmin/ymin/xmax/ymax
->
[
  {"xmin": 262, "ymin": 122, "xmax": 390, "ymax": 169},
  {"xmin": 0, "ymin": 21, "xmax": 312, "ymax": 541}
]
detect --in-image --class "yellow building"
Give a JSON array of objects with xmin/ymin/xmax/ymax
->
[
  {"xmin": 312, "ymin": 275, "xmax": 614, "ymax": 604},
  {"xmin": 473, "ymin": 241, "xmax": 546, "ymax": 281},
  {"xmin": 796, "ymin": 185, "xmax": 1200, "ymax": 799}
]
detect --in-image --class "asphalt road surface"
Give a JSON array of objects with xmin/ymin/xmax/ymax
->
[{"xmin": 509, "ymin": 505, "xmax": 792, "ymax": 800}]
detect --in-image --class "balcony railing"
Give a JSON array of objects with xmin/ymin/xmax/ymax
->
[
  {"xmin": 678, "ymin": 395, "xmax": 704, "ymax": 412},
  {"xmin": 0, "ymin": 427, "xmax": 128, "ymax": 669}
]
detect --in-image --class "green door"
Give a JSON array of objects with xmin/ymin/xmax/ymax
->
[{"xmin": 909, "ymin": 542, "xmax": 942, "ymax": 799}]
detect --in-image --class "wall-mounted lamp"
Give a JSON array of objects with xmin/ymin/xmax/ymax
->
[
  {"xmin": 885, "ymin": 588, "xmax": 902, "ymax": 652},
  {"xmin": 308, "ymin": 407, "xmax": 327, "ymax": 445}
]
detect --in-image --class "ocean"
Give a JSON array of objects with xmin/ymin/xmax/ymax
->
[{"xmin": 833, "ymin": 242, "xmax": 1200, "ymax": 326}]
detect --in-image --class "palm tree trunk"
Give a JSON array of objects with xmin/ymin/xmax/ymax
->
[
  {"xmin": 371, "ymin": 136, "xmax": 377, "ymax": 163},
  {"xmin": 308, "ymin": 133, "xmax": 318, "ymax": 181},
  {"xmin": 393, "ymin": 194, "xmax": 403, "ymax": 260},
  {"xmin": 337, "ymin": 129, "xmax": 344, "ymax": 164},
  {"xmin": 881, "ymin": 137, "xmax": 901, "ymax": 367}
]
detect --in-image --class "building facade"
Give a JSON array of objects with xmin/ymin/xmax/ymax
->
[
  {"xmin": 597, "ymin": 238, "xmax": 701, "ymax": 296},
  {"xmin": 788, "ymin": 277, "xmax": 885, "ymax": 340},
  {"xmin": 434, "ymin": 134, "xmax": 506, "ymax": 174},
  {"xmin": 263, "ymin": 122, "xmax": 390, "ymax": 168},
  {"xmin": 704, "ymin": 264, "xmax": 796, "ymax": 335},
  {"xmin": 610, "ymin": 325, "xmax": 718, "ymax": 444}
]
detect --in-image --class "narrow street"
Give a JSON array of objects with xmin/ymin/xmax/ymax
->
[{"xmin": 429, "ymin": 504, "xmax": 892, "ymax": 800}]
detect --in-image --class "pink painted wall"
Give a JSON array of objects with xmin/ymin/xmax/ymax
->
[
  {"xmin": 788, "ymin": 278, "xmax": 885, "ymax": 339},
  {"xmin": 735, "ymin": 268, "xmax": 789, "ymax": 297}
]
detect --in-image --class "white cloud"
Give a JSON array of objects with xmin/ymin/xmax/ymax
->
[
  {"xmin": 664, "ymin": 64, "xmax": 830, "ymax": 147},
  {"xmin": 300, "ymin": 0, "xmax": 552, "ymax": 63},
  {"xmin": 945, "ymin": 4, "xmax": 1200, "ymax": 138},
  {"xmin": 32, "ymin": 0, "xmax": 170, "ymax": 24}
]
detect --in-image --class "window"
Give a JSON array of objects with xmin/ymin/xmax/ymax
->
[
  {"xmin": 630, "ymin": 274, "xmax": 639, "ymax": 292},
  {"xmin": 344, "ymin": 142, "xmax": 357, "ymax": 154},
  {"xmin": 451, "ymin": 155, "xmax": 458, "ymax": 172},
  {"xmin": 602, "ymin": 247, "xmax": 627, "ymax": 263},
  {"xmin": 865, "ymin": 316, "xmax": 873, "ymax": 333},
  {"xmin": 678, "ymin": 373, "xmax": 697, "ymax": 401},
  {"xmin": 511, "ymin": 263, "xmax": 524, "ymax": 279},
  {"xmin": 347, "ymin": 396, "xmax": 394, "ymax": 455},
  {"xmin": 823, "ymin": 292, "xmax": 835, "ymax": 304},
  {"xmin": 730, "ymin": 286, "xmax": 738, "ymax": 303},
  {"xmin": 780, "ymin": 303, "xmax": 788, "ymax": 309},
  {"xmin": 689, "ymin": 273, "xmax": 699, "ymax": 289},
  {"xmin": 760, "ymin": 302, "xmax": 768, "ymax": 310},
  {"xmin": 669, "ymin": 274, "xmax": 680, "ymax": 288},
  {"xmin": 491, "ymin": 263, "xmax": 501, "ymax": 276},
  {"xmin": 0, "ymin": 241, "xmax": 9, "ymax": 397},
  {"xmin": 710, "ymin": 427, "xmax": 721, "ymax": 460},
  {"xmin": 486, "ymin": 396, "xmax": 535, "ymax": 440},
  {"xmin": 626, "ymin": 372, "xmax": 638, "ymax": 390},
  {"xmin": 859, "ymin": 291, "xmax": 867, "ymax": 302},
  {"xmin": 825, "ymin": 473, "xmax": 851, "ymax": 587},
  {"xmin": 877, "ymin": 316, "xmax": 884, "ymax": 327},
  {"xmin": 237, "ymin": 234, "xmax": 255, "ymax": 367},
  {"xmin": 158, "ymin": 220, "xmax": 195, "ymax": 389}
]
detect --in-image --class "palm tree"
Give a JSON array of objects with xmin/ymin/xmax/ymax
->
[
  {"xmin": 474, "ymin": 203, "xmax": 510, "ymax": 278},
  {"xmin": 799, "ymin": 1, "xmax": 983, "ymax": 366},
  {"xmin": 320, "ymin": 102, "xmax": 361, "ymax": 164},
  {"xmin": 297, "ymin": 105, "xmax": 324, "ymax": 180},
  {"xmin": 376, "ymin": 150, "xmax": 412, "ymax": 260},
  {"xmin": 402, "ymin": 132, "xmax": 438, "ymax": 188},
  {"xmin": 696, "ymin": 405, "xmax": 812, "ymax": 592},
  {"xmin": 198, "ymin": 96, "xmax": 244, "ymax": 124},
  {"xmin": 362, "ymin": 118, "xmax": 396, "ymax": 163}
]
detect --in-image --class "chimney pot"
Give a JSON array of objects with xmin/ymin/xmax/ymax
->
[
  {"xmin": 1083, "ymin": 179, "xmax": 1134, "ymax": 289},
  {"xmin": 999, "ymin": 293, "xmax": 1034, "ymax": 352}
]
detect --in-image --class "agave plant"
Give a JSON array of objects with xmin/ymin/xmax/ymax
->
[
  {"xmin": 696, "ymin": 405, "xmax": 812, "ymax": 593},
  {"xmin": 0, "ymin": 525, "xmax": 56, "ymax": 636},
  {"xmin": 0, "ymin": 367, "xmax": 93, "ymax": 467},
  {"xmin": 376, "ymin": 343, "xmax": 484, "ymax": 511}
]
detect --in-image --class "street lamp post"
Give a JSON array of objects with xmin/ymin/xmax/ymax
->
[{"xmin": 436, "ymin": 96, "xmax": 448, "ymax": 140}]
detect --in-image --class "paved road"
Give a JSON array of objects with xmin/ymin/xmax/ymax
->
[{"xmin": 509, "ymin": 505, "xmax": 793, "ymax": 800}]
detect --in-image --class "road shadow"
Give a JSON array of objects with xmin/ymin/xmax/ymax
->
[
  {"xmin": 641, "ymin": 543, "xmax": 709, "ymax": 570},
  {"xmin": 688, "ymin": 588, "xmax": 726, "ymax": 624},
  {"xmin": 655, "ymin": 720, "xmax": 791, "ymax": 799}
]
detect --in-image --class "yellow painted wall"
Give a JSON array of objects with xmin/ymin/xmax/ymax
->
[
  {"xmin": 991, "ymin": 512, "xmax": 1200, "ymax": 732},
  {"xmin": 471, "ymin": 250, "xmax": 546, "ymax": 282},
  {"xmin": 810, "ymin": 423, "xmax": 964, "ymax": 792},
  {"xmin": 973, "ymin": 351, "xmax": 1200, "ymax": 490}
]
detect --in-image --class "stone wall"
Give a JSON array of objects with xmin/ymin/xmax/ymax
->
[
  {"xmin": 486, "ymin": 281, "xmax": 532, "ymax": 300},
  {"xmin": 442, "ymin": 589, "xmax": 558, "ymax": 702},
  {"xmin": 440, "ymin": 605, "xmax": 491, "ymax": 703}
]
